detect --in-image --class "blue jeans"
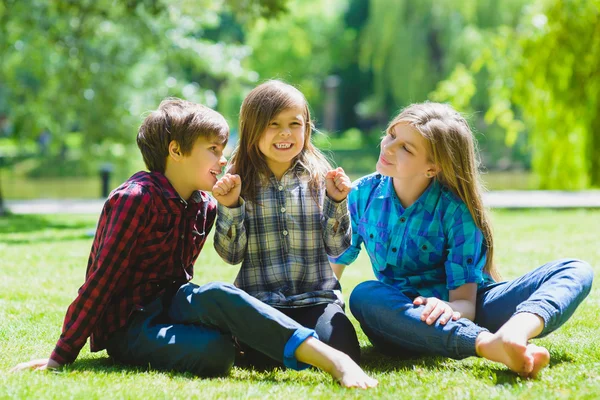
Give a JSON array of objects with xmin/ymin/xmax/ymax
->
[
  {"xmin": 106, "ymin": 282, "xmax": 316, "ymax": 376},
  {"xmin": 350, "ymin": 258, "xmax": 594, "ymax": 359},
  {"xmin": 240, "ymin": 302, "xmax": 361, "ymax": 368}
]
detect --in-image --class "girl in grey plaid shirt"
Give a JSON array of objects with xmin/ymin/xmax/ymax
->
[{"xmin": 212, "ymin": 80, "xmax": 362, "ymax": 368}]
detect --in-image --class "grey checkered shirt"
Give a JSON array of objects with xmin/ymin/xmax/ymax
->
[{"xmin": 214, "ymin": 162, "xmax": 351, "ymax": 308}]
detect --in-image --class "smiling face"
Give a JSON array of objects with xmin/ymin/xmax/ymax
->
[
  {"xmin": 376, "ymin": 122, "xmax": 437, "ymax": 181},
  {"xmin": 257, "ymin": 106, "xmax": 306, "ymax": 179},
  {"xmin": 165, "ymin": 136, "xmax": 227, "ymax": 199},
  {"xmin": 182, "ymin": 137, "xmax": 227, "ymax": 191}
]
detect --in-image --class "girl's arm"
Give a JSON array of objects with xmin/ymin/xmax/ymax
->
[
  {"xmin": 329, "ymin": 262, "xmax": 346, "ymax": 280},
  {"xmin": 213, "ymin": 202, "xmax": 248, "ymax": 264},
  {"xmin": 212, "ymin": 174, "xmax": 247, "ymax": 264},
  {"xmin": 321, "ymin": 196, "xmax": 352, "ymax": 257},
  {"xmin": 413, "ymin": 283, "xmax": 477, "ymax": 325},
  {"xmin": 328, "ymin": 182, "xmax": 364, "ymax": 278},
  {"xmin": 415, "ymin": 203, "xmax": 486, "ymax": 325},
  {"xmin": 447, "ymin": 283, "xmax": 477, "ymax": 320},
  {"xmin": 321, "ymin": 168, "xmax": 352, "ymax": 257}
]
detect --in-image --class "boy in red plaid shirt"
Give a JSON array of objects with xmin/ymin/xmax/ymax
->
[{"xmin": 12, "ymin": 98, "xmax": 377, "ymax": 389}]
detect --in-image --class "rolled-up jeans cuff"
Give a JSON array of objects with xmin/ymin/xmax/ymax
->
[
  {"xmin": 456, "ymin": 323, "xmax": 486, "ymax": 358},
  {"xmin": 514, "ymin": 305, "xmax": 552, "ymax": 334},
  {"xmin": 283, "ymin": 328, "xmax": 319, "ymax": 370}
]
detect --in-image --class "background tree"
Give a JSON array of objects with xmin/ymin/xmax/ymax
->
[
  {"xmin": 435, "ymin": 0, "xmax": 600, "ymax": 189},
  {"xmin": 0, "ymin": 0, "xmax": 289, "ymax": 214}
]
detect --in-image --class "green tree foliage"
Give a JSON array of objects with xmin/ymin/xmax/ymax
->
[
  {"xmin": 0, "ymin": 0, "xmax": 288, "ymax": 213},
  {"xmin": 359, "ymin": 0, "xmax": 528, "ymax": 111},
  {"xmin": 0, "ymin": 0, "xmax": 288, "ymax": 147},
  {"xmin": 436, "ymin": 0, "xmax": 599, "ymax": 189},
  {"xmin": 495, "ymin": 0, "xmax": 599, "ymax": 189},
  {"xmin": 243, "ymin": 0, "xmax": 354, "ymax": 122}
]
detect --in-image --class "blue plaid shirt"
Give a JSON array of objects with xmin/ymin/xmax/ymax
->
[
  {"xmin": 331, "ymin": 173, "xmax": 494, "ymax": 301},
  {"xmin": 214, "ymin": 161, "xmax": 351, "ymax": 308}
]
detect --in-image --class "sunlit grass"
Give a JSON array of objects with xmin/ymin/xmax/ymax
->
[{"xmin": 2, "ymin": 210, "xmax": 600, "ymax": 399}]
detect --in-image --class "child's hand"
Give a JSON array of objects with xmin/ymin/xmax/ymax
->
[
  {"xmin": 212, "ymin": 173, "xmax": 242, "ymax": 208},
  {"xmin": 11, "ymin": 358, "xmax": 60, "ymax": 372},
  {"xmin": 413, "ymin": 296, "xmax": 461, "ymax": 325},
  {"xmin": 325, "ymin": 167, "xmax": 351, "ymax": 202}
]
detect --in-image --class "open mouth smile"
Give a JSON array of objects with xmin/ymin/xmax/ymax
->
[{"xmin": 274, "ymin": 143, "xmax": 293, "ymax": 149}]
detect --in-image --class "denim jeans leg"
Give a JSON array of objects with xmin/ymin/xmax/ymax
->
[
  {"xmin": 106, "ymin": 297, "xmax": 235, "ymax": 376},
  {"xmin": 350, "ymin": 281, "xmax": 485, "ymax": 359},
  {"xmin": 168, "ymin": 282, "xmax": 317, "ymax": 370},
  {"xmin": 475, "ymin": 258, "xmax": 594, "ymax": 336}
]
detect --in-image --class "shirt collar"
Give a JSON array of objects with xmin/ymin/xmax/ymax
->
[
  {"xmin": 267, "ymin": 158, "xmax": 308, "ymax": 184},
  {"xmin": 414, "ymin": 179, "xmax": 442, "ymax": 214},
  {"xmin": 149, "ymin": 171, "xmax": 204, "ymax": 204}
]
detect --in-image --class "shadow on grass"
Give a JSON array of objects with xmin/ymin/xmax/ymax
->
[
  {"xmin": 68, "ymin": 357, "xmax": 216, "ymax": 379},
  {"xmin": 360, "ymin": 344, "xmax": 575, "ymax": 385},
  {"xmin": 68, "ymin": 357, "xmax": 300, "ymax": 384},
  {"xmin": 60, "ymin": 344, "xmax": 578, "ymax": 385},
  {"xmin": 0, "ymin": 214, "xmax": 95, "ymax": 235}
]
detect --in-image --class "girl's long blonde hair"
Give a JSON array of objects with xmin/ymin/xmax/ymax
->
[
  {"xmin": 389, "ymin": 102, "xmax": 501, "ymax": 281},
  {"xmin": 229, "ymin": 80, "xmax": 331, "ymax": 203}
]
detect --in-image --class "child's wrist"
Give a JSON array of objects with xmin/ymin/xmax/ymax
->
[
  {"xmin": 220, "ymin": 197, "xmax": 243, "ymax": 208},
  {"xmin": 326, "ymin": 192, "xmax": 347, "ymax": 203}
]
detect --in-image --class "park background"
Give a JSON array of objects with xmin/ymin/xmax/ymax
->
[
  {"xmin": 1, "ymin": 0, "xmax": 600, "ymax": 399},
  {"xmin": 1, "ymin": 0, "xmax": 599, "ymax": 204}
]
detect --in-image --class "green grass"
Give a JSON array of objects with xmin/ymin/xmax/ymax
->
[{"xmin": 1, "ymin": 210, "xmax": 600, "ymax": 399}]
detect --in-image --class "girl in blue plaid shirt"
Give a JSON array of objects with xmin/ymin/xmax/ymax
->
[
  {"xmin": 331, "ymin": 102, "xmax": 593, "ymax": 378},
  {"xmin": 212, "ymin": 80, "xmax": 362, "ymax": 367}
]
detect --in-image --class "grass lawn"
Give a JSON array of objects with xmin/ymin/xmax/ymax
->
[{"xmin": 1, "ymin": 210, "xmax": 599, "ymax": 399}]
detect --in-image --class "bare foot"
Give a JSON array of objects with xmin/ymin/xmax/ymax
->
[
  {"xmin": 527, "ymin": 344, "xmax": 550, "ymax": 378},
  {"xmin": 329, "ymin": 353, "xmax": 379, "ymax": 389},
  {"xmin": 295, "ymin": 337, "xmax": 378, "ymax": 389},
  {"xmin": 475, "ymin": 331, "xmax": 534, "ymax": 377}
]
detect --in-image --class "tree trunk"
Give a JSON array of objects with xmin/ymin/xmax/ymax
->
[{"xmin": 0, "ymin": 174, "xmax": 6, "ymax": 216}]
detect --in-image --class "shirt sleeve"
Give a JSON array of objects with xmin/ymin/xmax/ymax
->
[
  {"xmin": 328, "ymin": 186, "xmax": 363, "ymax": 265},
  {"xmin": 50, "ymin": 186, "xmax": 150, "ymax": 365},
  {"xmin": 213, "ymin": 199, "xmax": 247, "ymax": 265},
  {"xmin": 321, "ymin": 195, "xmax": 352, "ymax": 258},
  {"xmin": 444, "ymin": 205, "xmax": 487, "ymax": 290}
]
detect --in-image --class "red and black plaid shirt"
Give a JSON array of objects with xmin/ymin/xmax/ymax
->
[{"xmin": 50, "ymin": 171, "xmax": 216, "ymax": 365}]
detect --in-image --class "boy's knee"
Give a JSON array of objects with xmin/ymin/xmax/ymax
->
[{"xmin": 199, "ymin": 281, "xmax": 243, "ymax": 302}]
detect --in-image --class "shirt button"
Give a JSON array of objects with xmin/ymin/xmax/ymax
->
[
  {"xmin": 282, "ymin": 230, "xmax": 288, "ymax": 236},
  {"xmin": 180, "ymin": 234, "xmax": 184, "ymax": 239},
  {"xmin": 400, "ymin": 217, "xmax": 406, "ymax": 223},
  {"xmin": 392, "ymin": 247, "xmax": 397, "ymax": 252},
  {"xmin": 281, "ymin": 207, "xmax": 286, "ymax": 213},
  {"xmin": 422, "ymin": 244, "xmax": 428, "ymax": 250},
  {"xmin": 467, "ymin": 257, "xmax": 473, "ymax": 264},
  {"xmin": 278, "ymin": 185, "xmax": 284, "ymax": 191},
  {"xmin": 369, "ymin": 233, "xmax": 374, "ymax": 239}
]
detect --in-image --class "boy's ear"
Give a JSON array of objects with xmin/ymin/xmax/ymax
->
[{"xmin": 168, "ymin": 140, "xmax": 183, "ymax": 161}]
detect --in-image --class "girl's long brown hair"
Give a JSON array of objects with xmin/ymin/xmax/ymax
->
[
  {"xmin": 389, "ymin": 102, "xmax": 501, "ymax": 281},
  {"xmin": 229, "ymin": 80, "xmax": 331, "ymax": 203}
]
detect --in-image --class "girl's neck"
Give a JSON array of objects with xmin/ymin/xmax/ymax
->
[
  {"xmin": 266, "ymin": 159, "xmax": 295, "ymax": 180},
  {"xmin": 392, "ymin": 177, "xmax": 432, "ymax": 209}
]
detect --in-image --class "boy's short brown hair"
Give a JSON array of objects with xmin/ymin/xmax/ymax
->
[{"xmin": 137, "ymin": 98, "xmax": 229, "ymax": 173}]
